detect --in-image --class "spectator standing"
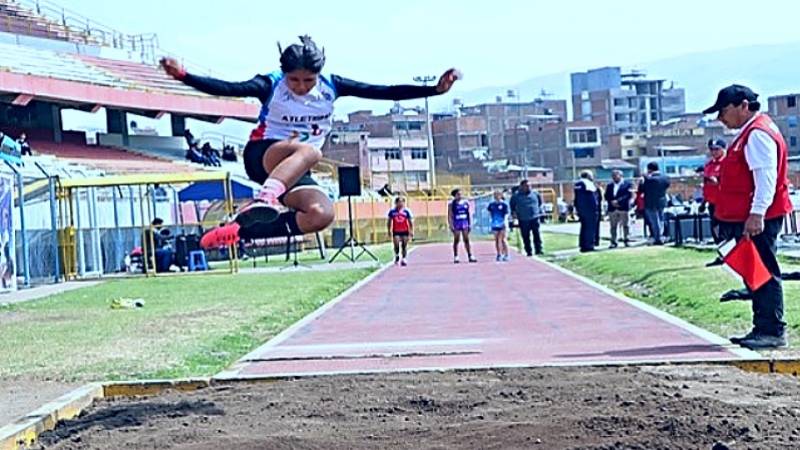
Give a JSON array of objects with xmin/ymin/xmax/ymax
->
[
  {"xmin": 604, "ymin": 170, "xmax": 632, "ymax": 248},
  {"xmin": 642, "ymin": 162, "xmax": 670, "ymax": 245},
  {"xmin": 574, "ymin": 170, "xmax": 600, "ymax": 252},
  {"xmin": 510, "ymin": 180, "xmax": 544, "ymax": 256}
]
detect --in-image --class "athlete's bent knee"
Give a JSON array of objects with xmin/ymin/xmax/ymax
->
[
  {"xmin": 297, "ymin": 144, "xmax": 322, "ymax": 165},
  {"xmin": 305, "ymin": 204, "xmax": 334, "ymax": 232}
]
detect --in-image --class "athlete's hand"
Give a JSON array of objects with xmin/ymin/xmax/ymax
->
[
  {"xmin": 160, "ymin": 57, "xmax": 186, "ymax": 80},
  {"xmin": 436, "ymin": 68, "xmax": 461, "ymax": 94}
]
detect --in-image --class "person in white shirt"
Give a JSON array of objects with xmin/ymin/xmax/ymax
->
[{"xmin": 703, "ymin": 84, "xmax": 792, "ymax": 349}]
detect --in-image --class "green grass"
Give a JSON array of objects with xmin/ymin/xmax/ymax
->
[
  {"xmin": 0, "ymin": 269, "xmax": 375, "ymax": 382},
  {"xmin": 540, "ymin": 232, "xmax": 580, "ymax": 253},
  {"xmin": 559, "ymin": 246, "xmax": 800, "ymax": 345},
  {"xmin": 506, "ymin": 231, "xmax": 579, "ymax": 254}
]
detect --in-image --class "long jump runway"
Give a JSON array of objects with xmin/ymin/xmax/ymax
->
[{"xmin": 217, "ymin": 243, "xmax": 758, "ymax": 379}]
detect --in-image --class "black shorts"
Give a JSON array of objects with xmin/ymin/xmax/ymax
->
[
  {"xmin": 393, "ymin": 231, "xmax": 410, "ymax": 238},
  {"xmin": 243, "ymin": 139, "xmax": 321, "ymax": 203}
]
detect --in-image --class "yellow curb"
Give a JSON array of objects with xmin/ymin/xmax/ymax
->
[
  {"xmin": 23, "ymin": 383, "xmax": 104, "ymax": 431},
  {"xmin": 773, "ymin": 360, "xmax": 800, "ymax": 376},
  {"xmin": 0, "ymin": 383, "xmax": 103, "ymax": 450},
  {"xmin": 732, "ymin": 360, "xmax": 773, "ymax": 374},
  {"xmin": 0, "ymin": 417, "xmax": 43, "ymax": 450},
  {"xmin": 102, "ymin": 378, "xmax": 210, "ymax": 398}
]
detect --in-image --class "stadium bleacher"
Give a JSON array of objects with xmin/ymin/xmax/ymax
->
[
  {"xmin": 1, "ymin": 127, "xmax": 194, "ymax": 174},
  {"xmin": 0, "ymin": 42, "xmax": 128, "ymax": 86},
  {"xmin": 0, "ymin": 0, "xmax": 262, "ymax": 181},
  {"xmin": 30, "ymin": 140, "xmax": 193, "ymax": 173},
  {"xmin": 0, "ymin": 41, "xmax": 219, "ymax": 98},
  {"xmin": 0, "ymin": 0, "xmax": 85, "ymax": 45},
  {"xmin": 75, "ymin": 54, "xmax": 206, "ymax": 95}
]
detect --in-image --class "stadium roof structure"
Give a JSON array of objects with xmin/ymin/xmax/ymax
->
[{"xmin": 0, "ymin": 42, "xmax": 260, "ymax": 122}]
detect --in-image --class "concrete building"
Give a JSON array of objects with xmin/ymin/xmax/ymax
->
[
  {"xmin": 646, "ymin": 114, "xmax": 732, "ymax": 159},
  {"xmin": 768, "ymin": 94, "xmax": 800, "ymax": 156},
  {"xmin": 431, "ymin": 114, "xmax": 489, "ymax": 163},
  {"xmin": 430, "ymin": 97, "xmax": 567, "ymax": 183},
  {"xmin": 457, "ymin": 98, "xmax": 567, "ymax": 160},
  {"xmin": 322, "ymin": 128, "xmax": 371, "ymax": 182},
  {"xmin": 345, "ymin": 108, "xmax": 427, "ymax": 139},
  {"xmin": 332, "ymin": 108, "xmax": 434, "ymax": 191},
  {"xmin": 367, "ymin": 136, "xmax": 430, "ymax": 192},
  {"xmin": 571, "ymin": 67, "xmax": 686, "ymax": 134}
]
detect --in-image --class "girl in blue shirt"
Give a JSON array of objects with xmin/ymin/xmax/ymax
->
[{"xmin": 487, "ymin": 190, "xmax": 510, "ymax": 261}]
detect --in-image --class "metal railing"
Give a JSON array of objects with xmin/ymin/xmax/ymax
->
[
  {"xmin": 3, "ymin": 0, "xmax": 216, "ymax": 74},
  {"xmin": 4, "ymin": 0, "xmax": 157, "ymax": 58}
]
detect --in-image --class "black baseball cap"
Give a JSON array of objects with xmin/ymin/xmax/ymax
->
[
  {"xmin": 707, "ymin": 138, "xmax": 726, "ymax": 149},
  {"xmin": 702, "ymin": 84, "xmax": 758, "ymax": 114}
]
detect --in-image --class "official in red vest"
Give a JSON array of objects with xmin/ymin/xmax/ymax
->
[
  {"xmin": 702, "ymin": 138, "xmax": 726, "ymax": 267},
  {"xmin": 703, "ymin": 84, "xmax": 791, "ymax": 349}
]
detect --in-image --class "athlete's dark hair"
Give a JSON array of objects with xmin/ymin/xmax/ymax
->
[
  {"xmin": 395, "ymin": 196, "xmax": 405, "ymax": 204},
  {"xmin": 277, "ymin": 35, "xmax": 325, "ymax": 73},
  {"xmin": 450, "ymin": 188, "xmax": 461, "ymax": 197}
]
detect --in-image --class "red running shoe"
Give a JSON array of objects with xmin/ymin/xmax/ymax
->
[{"xmin": 200, "ymin": 222, "xmax": 241, "ymax": 249}]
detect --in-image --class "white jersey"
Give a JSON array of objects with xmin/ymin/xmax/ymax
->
[{"xmin": 257, "ymin": 71, "xmax": 336, "ymax": 150}]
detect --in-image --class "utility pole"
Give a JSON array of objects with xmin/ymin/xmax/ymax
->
[
  {"xmin": 414, "ymin": 75, "xmax": 437, "ymax": 189},
  {"xmin": 507, "ymin": 89, "xmax": 527, "ymax": 179},
  {"xmin": 398, "ymin": 125, "xmax": 408, "ymax": 192}
]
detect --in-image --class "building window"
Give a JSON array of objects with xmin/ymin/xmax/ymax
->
[
  {"xmin": 791, "ymin": 136, "xmax": 797, "ymax": 147},
  {"xmin": 789, "ymin": 96, "xmax": 797, "ymax": 108},
  {"xmin": 568, "ymin": 128, "xmax": 599, "ymax": 145},
  {"xmin": 480, "ymin": 134, "xmax": 488, "ymax": 147},
  {"xmin": 411, "ymin": 149, "xmax": 428, "ymax": 159},
  {"xmin": 384, "ymin": 149, "xmax": 401, "ymax": 160},
  {"xmin": 395, "ymin": 121, "xmax": 423, "ymax": 131},
  {"xmin": 789, "ymin": 116, "xmax": 798, "ymax": 128},
  {"xmin": 573, "ymin": 147, "xmax": 595, "ymax": 159}
]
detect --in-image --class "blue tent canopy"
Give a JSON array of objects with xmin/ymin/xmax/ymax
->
[{"xmin": 178, "ymin": 177, "xmax": 256, "ymax": 202}]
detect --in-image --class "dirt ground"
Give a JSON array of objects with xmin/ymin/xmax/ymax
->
[
  {"xmin": 34, "ymin": 365, "xmax": 800, "ymax": 450},
  {"xmin": 0, "ymin": 378, "xmax": 78, "ymax": 425}
]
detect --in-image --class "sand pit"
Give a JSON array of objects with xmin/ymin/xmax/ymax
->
[{"xmin": 34, "ymin": 365, "xmax": 800, "ymax": 449}]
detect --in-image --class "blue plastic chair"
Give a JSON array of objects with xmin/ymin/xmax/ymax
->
[{"xmin": 188, "ymin": 250, "xmax": 208, "ymax": 271}]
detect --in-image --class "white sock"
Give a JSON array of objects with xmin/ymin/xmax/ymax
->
[{"xmin": 258, "ymin": 179, "xmax": 286, "ymax": 202}]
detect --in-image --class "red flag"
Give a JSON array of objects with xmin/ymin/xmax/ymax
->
[{"xmin": 719, "ymin": 238, "xmax": 773, "ymax": 291}]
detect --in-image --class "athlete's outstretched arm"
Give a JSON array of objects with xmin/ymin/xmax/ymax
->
[
  {"xmin": 333, "ymin": 68, "xmax": 459, "ymax": 101},
  {"xmin": 160, "ymin": 58, "xmax": 272, "ymax": 102}
]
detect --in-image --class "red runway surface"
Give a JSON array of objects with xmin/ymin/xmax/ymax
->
[{"xmin": 218, "ymin": 244, "xmax": 755, "ymax": 379}]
